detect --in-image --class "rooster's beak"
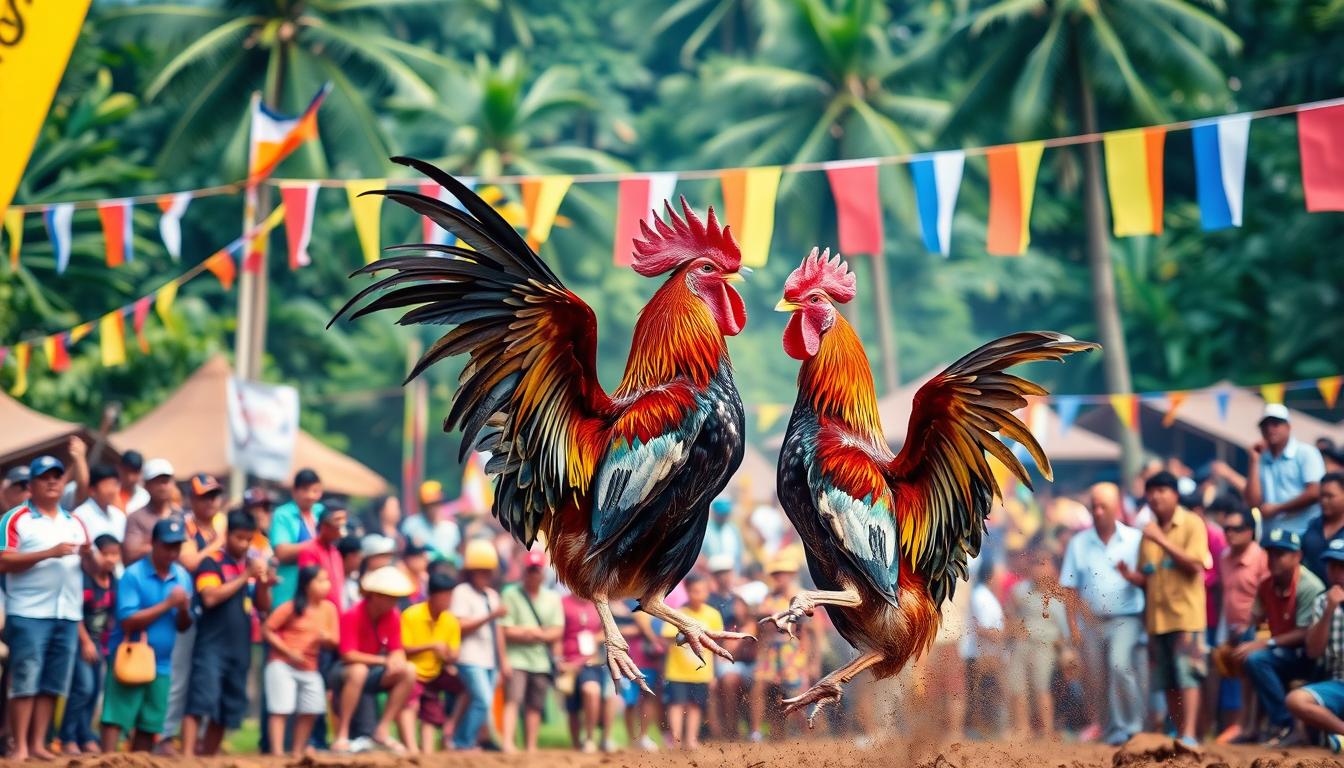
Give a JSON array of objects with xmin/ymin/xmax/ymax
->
[
  {"xmin": 775, "ymin": 299, "xmax": 801, "ymax": 312},
  {"xmin": 723, "ymin": 272, "xmax": 745, "ymax": 283}
]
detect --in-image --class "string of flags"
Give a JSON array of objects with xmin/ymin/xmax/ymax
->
[{"xmin": 0, "ymin": 205, "xmax": 285, "ymax": 396}]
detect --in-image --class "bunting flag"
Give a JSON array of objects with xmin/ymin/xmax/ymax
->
[
  {"xmin": 756, "ymin": 403, "xmax": 787, "ymax": 433},
  {"xmin": 613, "ymin": 173, "xmax": 679, "ymax": 266},
  {"xmin": 1109, "ymin": 393, "xmax": 1140, "ymax": 432},
  {"xmin": 1215, "ymin": 389, "xmax": 1231, "ymax": 422},
  {"xmin": 44, "ymin": 203, "xmax": 73, "ymax": 274},
  {"xmin": 1104, "ymin": 127, "xmax": 1167, "ymax": 236},
  {"xmin": 9, "ymin": 342, "xmax": 29, "ymax": 396},
  {"xmin": 132, "ymin": 297, "xmax": 152, "ymax": 353},
  {"xmin": 1319, "ymin": 376, "xmax": 1343, "ymax": 409},
  {"xmin": 156, "ymin": 192, "xmax": 191, "ymax": 260},
  {"xmin": 1260, "ymin": 382, "xmax": 1285, "ymax": 405},
  {"xmin": 1055, "ymin": 395, "xmax": 1081, "ymax": 435},
  {"xmin": 721, "ymin": 166, "xmax": 781, "ymax": 267},
  {"xmin": 99, "ymin": 311, "xmax": 127, "ymax": 367},
  {"xmin": 155, "ymin": 281, "xmax": 178, "ymax": 332},
  {"xmin": 520, "ymin": 175, "xmax": 573, "ymax": 251},
  {"xmin": 205, "ymin": 248, "xmax": 237, "ymax": 290},
  {"xmin": 824, "ymin": 160, "xmax": 883, "ymax": 255},
  {"xmin": 69, "ymin": 321, "xmax": 94, "ymax": 344},
  {"xmin": 1191, "ymin": 114, "xmax": 1250, "ymax": 230},
  {"xmin": 346, "ymin": 180, "xmax": 384, "ymax": 265},
  {"xmin": 247, "ymin": 84, "xmax": 330, "ymax": 184},
  {"xmin": 910, "ymin": 151, "xmax": 964, "ymax": 256},
  {"xmin": 97, "ymin": 199, "xmax": 134, "ymax": 266},
  {"xmin": 1162, "ymin": 392, "xmax": 1188, "ymax": 428},
  {"xmin": 4, "ymin": 208, "xmax": 22, "ymax": 269},
  {"xmin": 419, "ymin": 177, "xmax": 478, "ymax": 247},
  {"xmin": 281, "ymin": 182, "xmax": 318, "ymax": 269},
  {"xmin": 1299, "ymin": 103, "xmax": 1344, "ymax": 212},
  {"xmin": 1027, "ymin": 401, "xmax": 1051, "ymax": 447},
  {"xmin": 42, "ymin": 334, "xmax": 69, "ymax": 373},
  {"xmin": 985, "ymin": 141, "xmax": 1044, "ymax": 255},
  {"xmin": 461, "ymin": 451, "xmax": 494, "ymax": 513}
]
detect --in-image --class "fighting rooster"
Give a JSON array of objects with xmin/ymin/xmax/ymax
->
[
  {"xmin": 332, "ymin": 158, "xmax": 751, "ymax": 689},
  {"xmin": 768, "ymin": 248, "xmax": 1097, "ymax": 722}
]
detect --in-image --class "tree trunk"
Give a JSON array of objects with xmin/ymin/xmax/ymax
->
[
  {"xmin": 1077, "ymin": 63, "xmax": 1142, "ymax": 484},
  {"xmin": 868, "ymin": 248, "xmax": 900, "ymax": 395}
]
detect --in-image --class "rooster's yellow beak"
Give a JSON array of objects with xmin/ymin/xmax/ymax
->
[
  {"xmin": 775, "ymin": 299, "xmax": 801, "ymax": 312},
  {"xmin": 723, "ymin": 272, "xmax": 745, "ymax": 283}
]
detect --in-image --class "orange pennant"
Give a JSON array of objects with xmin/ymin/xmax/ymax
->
[
  {"xmin": 1319, "ymin": 376, "xmax": 1343, "ymax": 409},
  {"xmin": 1162, "ymin": 392, "xmax": 1186, "ymax": 428},
  {"xmin": 206, "ymin": 250, "xmax": 237, "ymax": 290},
  {"xmin": 1109, "ymin": 393, "xmax": 1139, "ymax": 432}
]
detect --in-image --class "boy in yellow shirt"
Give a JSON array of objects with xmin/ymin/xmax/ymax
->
[
  {"xmin": 400, "ymin": 572, "xmax": 462, "ymax": 754},
  {"xmin": 661, "ymin": 574, "xmax": 722, "ymax": 750}
]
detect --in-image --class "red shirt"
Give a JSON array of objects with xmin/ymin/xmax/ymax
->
[
  {"xmin": 340, "ymin": 600, "xmax": 402, "ymax": 657},
  {"xmin": 297, "ymin": 537, "xmax": 346, "ymax": 610}
]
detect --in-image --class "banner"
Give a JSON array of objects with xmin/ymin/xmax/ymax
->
[
  {"xmin": 721, "ymin": 166, "xmax": 781, "ymax": 267},
  {"xmin": 0, "ymin": 0, "xmax": 94, "ymax": 212},
  {"xmin": 911, "ymin": 151, "xmax": 964, "ymax": 256},
  {"xmin": 346, "ymin": 180, "xmax": 384, "ymax": 264},
  {"xmin": 157, "ymin": 192, "xmax": 191, "ymax": 260},
  {"xmin": 44, "ymin": 203, "xmax": 73, "ymax": 274},
  {"xmin": 97, "ymin": 199, "xmax": 134, "ymax": 266},
  {"xmin": 281, "ymin": 182, "xmax": 317, "ymax": 269},
  {"xmin": 1299, "ymin": 103, "xmax": 1344, "ymax": 212},
  {"xmin": 520, "ymin": 175, "xmax": 572, "ymax": 251},
  {"xmin": 985, "ymin": 141, "xmax": 1044, "ymax": 255},
  {"xmin": 825, "ymin": 160, "xmax": 883, "ymax": 256},
  {"xmin": 247, "ymin": 84, "xmax": 329, "ymax": 184},
  {"xmin": 4, "ymin": 209, "xmax": 21, "ymax": 269},
  {"xmin": 1191, "ymin": 115, "xmax": 1250, "ymax": 230},
  {"xmin": 8, "ymin": 342, "xmax": 29, "ymax": 396},
  {"xmin": 613, "ymin": 173, "xmax": 678, "ymax": 266},
  {"xmin": 1104, "ymin": 127, "xmax": 1166, "ymax": 236},
  {"xmin": 226, "ymin": 376, "xmax": 300, "ymax": 481},
  {"xmin": 99, "ymin": 311, "xmax": 127, "ymax": 367}
]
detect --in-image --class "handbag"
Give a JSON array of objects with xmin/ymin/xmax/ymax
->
[{"xmin": 114, "ymin": 632, "xmax": 156, "ymax": 686}]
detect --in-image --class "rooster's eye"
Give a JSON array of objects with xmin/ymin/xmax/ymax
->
[
  {"xmin": 811, "ymin": 296, "xmax": 821, "ymax": 303},
  {"xmin": 701, "ymin": 264, "xmax": 714, "ymax": 273}
]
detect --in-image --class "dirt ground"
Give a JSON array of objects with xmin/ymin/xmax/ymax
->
[{"xmin": 22, "ymin": 734, "xmax": 1344, "ymax": 768}]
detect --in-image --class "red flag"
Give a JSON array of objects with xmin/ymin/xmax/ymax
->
[
  {"xmin": 97, "ymin": 200, "xmax": 133, "ymax": 266},
  {"xmin": 825, "ymin": 161, "xmax": 883, "ymax": 255},
  {"xmin": 613, "ymin": 176, "xmax": 650, "ymax": 266},
  {"xmin": 132, "ymin": 296, "xmax": 152, "ymax": 353},
  {"xmin": 280, "ymin": 182, "xmax": 317, "ymax": 269},
  {"xmin": 1300, "ymin": 103, "xmax": 1344, "ymax": 211}
]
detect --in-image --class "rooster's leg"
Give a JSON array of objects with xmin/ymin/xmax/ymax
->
[
  {"xmin": 595, "ymin": 598, "xmax": 653, "ymax": 695},
  {"xmin": 781, "ymin": 651, "xmax": 884, "ymax": 728},
  {"xmin": 641, "ymin": 594, "xmax": 754, "ymax": 665},
  {"xmin": 760, "ymin": 587, "xmax": 862, "ymax": 639}
]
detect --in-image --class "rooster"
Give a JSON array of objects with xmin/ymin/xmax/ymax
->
[
  {"xmin": 767, "ymin": 248, "xmax": 1097, "ymax": 722},
  {"xmin": 332, "ymin": 158, "xmax": 752, "ymax": 688}
]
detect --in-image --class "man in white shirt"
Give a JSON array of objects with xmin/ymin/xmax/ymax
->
[
  {"xmin": 72, "ymin": 464, "xmax": 126, "ymax": 543},
  {"xmin": 1248, "ymin": 404, "xmax": 1327, "ymax": 536}
]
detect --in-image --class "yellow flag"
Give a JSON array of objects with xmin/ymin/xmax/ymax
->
[
  {"xmin": 1103, "ymin": 128, "xmax": 1166, "ymax": 237},
  {"xmin": 100, "ymin": 312, "xmax": 127, "ymax": 367},
  {"xmin": 0, "ymin": 0, "xmax": 93, "ymax": 212},
  {"xmin": 1318, "ymin": 376, "xmax": 1343, "ymax": 409},
  {"xmin": 1260, "ymin": 382, "xmax": 1285, "ymax": 405},
  {"xmin": 346, "ymin": 180, "xmax": 384, "ymax": 264},
  {"xmin": 9, "ymin": 342, "xmax": 30, "ymax": 396},
  {"xmin": 69, "ymin": 321, "xmax": 95, "ymax": 344},
  {"xmin": 721, "ymin": 166, "xmax": 781, "ymax": 267},
  {"xmin": 1109, "ymin": 393, "xmax": 1138, "ymax": 432},
  {"xmin": 3, "ymin": 209, "xmax": 22, "ymax": 269},
  {"xmin": 756, "ymin": 403, "xmax": 786, "ymax": 433},
  {"xmin": 521, "ymin": 176, "xmax": 572, "ymax": 250},
  {"xmin": 156, "ymin": 281, "xmax": 179, "ymax": 332}
]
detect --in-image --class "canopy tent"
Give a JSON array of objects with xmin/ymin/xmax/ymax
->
[
  {"xmin": 111, "ymin": 355, "xmax": 387, "ymax": 497},
  {"xmin": 0, "ymin": 391, "xmax": 109, "ymax": 470}
]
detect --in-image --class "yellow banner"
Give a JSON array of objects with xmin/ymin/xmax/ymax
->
[
  {"xmin": 346, "ymin": 180, "xmax": 384, "ymax": 264},
  {"xmin": 100, "ymin": 312, "xmax": 127, "ymax": 367},
  {"xmin": 1319, "ymin": 376, "xmax": 1343, "ymax": 409},
  {"xmin": 1260, "ymin": 382, "xmax": 1285, "ymax": 405},
  {"xmin": 156, "ymin": 282, "xmax": 179, "ymax": 332},
  {"xmin": 722, "ymin": 166, "xmax": 781, "ymax": 267},
  {"xmin": 4, "ymin": 209, "xmax": 22, "ymax": 269},
  {"xmin": 521, "ymin": 176, "xmax": 572, "ymax": 250},
  {"xmin": 0, "ymin": 0, "xmax": 93, "ymax": 212},
  {"xmin": 8, "ymin": 342, "xmax": 29, "ymax": 396},
  {"xmin": 1103, "ymin": 128, "xmax": 1166, "ymax": 237}
]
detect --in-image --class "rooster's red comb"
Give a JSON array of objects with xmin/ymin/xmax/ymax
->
[
  {"xmin": 784, "ymin": 247, "xmax": 856, "ymax": 304},
  {"xmin": 630, "ymin": 196, "xmax": 741, "ymax": 277}
]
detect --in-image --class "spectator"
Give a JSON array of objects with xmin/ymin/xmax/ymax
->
[
  {"xmin": 1287, "ymin": 538, "xmax": 1344, "ymax": 753},
  {"xmin": 59, "ymin": 534, "xmax": 121, "ymax": 755},
  {"xmin": 1119, "ymin": 471, "xmax": 1212, "ymax": 749},
  {"xmin": 707, "ymin": 555, "xmax": 749, "ymax": 741},
  {"xmin": 400, "ymin": 570, "xmax": 463, "ymax": 754},
  {"xmin": 101, "ymin": 518, "xmax": 193, "ymax": 753},
  {"xmin": 116, "ymin": 451, "xmax": 148, "ymax": 515},
  {"xmin": 0, "ymin": 455, "xmax": 90, "ymax": 761},
  {"xmin": 297, "ymin": 507, "xmax": 348, "ymax": 610},
  {"xmin": 58, "ymin": 437, "xmax": 89, "ymax": 510},
  {"xmin": 749, "ymin": 500, "xmax": 791, "ymax": 559},
  {"xmin": 1247, "ymin": 404, "xmax": 1326, "ymax": 536},
  {"xmin": 337, "ymin": 536, "xmax": 363, "ymax": 608},
  {"xmin": 2, "ymin": 465, "xmax": 32, "ymax": 511},
  {"xmin": 271, "ymin": 468, "xmax": 326, "ymax": 607},
  {"xmin": 751, "ymin": 554, "xmax": 810, "ymax": 742},
  {"xmin": 962, "ymin": 557, "xmax": 1007, "ymax": 739},
  {"xmin": 74, "ymin": 464, "xmax": 126, "ymax": 543},
  {"xmin": 364, "ymin": 495, "xmax": 406, "ymax": 552},
  {"xmin": 1303, "ymin": 473, "xmax": 1344, "ymax": 582},
  {"xmin": 121, "ymin": 459, "xmax": 179, "ymax": 565},
  {"xmin": 1060, "ymin": 482, "xmax": 1146, "ymax": 746},
  {"xmin": 1006, "ymin": 545, "xmax": 1067, "ymax": 740},
  {"xmin": 663, "ymin": 573, "xmax": 722, "ymax": 751},
  {"xmin": 361, "ymin": 533, "xmax": 397, "ymax": 573},
  {"xmin": 243, "ymin": 487, "xmax": 276, "ymax": 560},
  {"xmin": 262, "ymin": 565, "xmax": 339, "ymax": 756},
  {"xmin": 333, "ymin": 566, "xmax": 417, "ymax": 754},
  {"xmin": 400, "ymin": 542, "xmax": 431, "ymax": 605},
  {"xmin": 1325, "ymin": 448, "xmax": 1344, "ymax": 476},
  {"xmin": 560, "ymin": 588, "xmax": 612, "ymax": 753},
  {"xmin": 402, "ymin": 482, "xmax": 461, "ymax": 567},
  {"xmin": 1233, "ymin": 529, "xmax": 1325, "ymax": 745},
  {"xmin": 500, "ymin": 550, "xmax": 563, "ymax": 754},
  {"xmin": 702, "ymin": 497, "xmax": 744, "ymax": 573},
  {"xmin": 450, "ymin": 540, "xmax": 507, "ymax": 751},
  {"xmin": 1211, "ymin": 502, "xmax": 1268, "ymax": 744}
]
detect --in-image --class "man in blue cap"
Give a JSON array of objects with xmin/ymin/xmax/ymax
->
[
  {"xmin": 700, "ymin": 496, "xmax": 743, "ymax": 574},
  {"xmin": 1290, "ymin": 538, "xmax": 1344, "ymax": 752},
  {"xmin": 0, "ymin": 455, "xmax": 91, "ymax": 761},
  {"xmin": 101, "ymin": 518, "xmax": 193, "ymax": 753}
]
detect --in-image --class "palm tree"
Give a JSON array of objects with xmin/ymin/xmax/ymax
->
[
  {"xmin": 949, "ymin": 0, "xmax": 1240, "ymax": 479},
  {"xmin": 647, "ymin": 0, "xmax": 778, "ymax": 68}
]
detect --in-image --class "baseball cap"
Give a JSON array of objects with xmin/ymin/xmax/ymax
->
[
  {"xmin": 1262, "ymin": 528, "xmax": 1302, "ymax": 553},
  {"xmin": 1322, "ymin": 539, "xmax": 1344, "ymax": 564},
  {"xmin": 89, "ymin": 464, "xmax": 119, "ymax": 485},
  {"xmin": 152, "ymin": 518, "xmax": 187, "ymax": 544},
  {"xmin": 243, "ymin": 487, "xmax": 275, "ymax": 509},
  {"xmin": 120, "ymin": 450, "xmax": 144, "ymax": 470},
  {"xmin": 521, "ymin": 550, "xmax": 547, "ymax": 569},
  {"xmin": 707, "ymin": 554, "xmax": 735, "ymax": 573},
  {"xmin": 420, "ymin": 480, "xmax": 445, "ymax": 506},
  {"xmin": 190, "ymin": 473, "xmax": 222, "ymax": 496},
  {"xmin": 29, "ymin": 455, "xmax": 65, "ymax": 478},
  {"xmin": 428, "ymin": 570, "xmax": 456, "ymax": 594},
  {"xmin": 711, "ymin": 496, "xmax": 732, "ymax": 515},
  {"xmin": 360, "ymin": 533, "xmax": 397, "ymax": 559},
  {"xmin": 1260, "ymin": 403, "xmax": 1291, "ymax": 426},
  {"xmin": 5, "ymin": 465, "xmax": 31, "ymax": 484},
  {"xmin": 143, "ymin": 459, "xmax": 174, "ymax": 481},
  {"xmin": 360, "ymin": 565, "xmax": 416, "ymax": 597}
]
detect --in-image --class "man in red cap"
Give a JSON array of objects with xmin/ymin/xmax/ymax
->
[{"xmin": 500, "ymin": 550, "xmax": 563, "ymax": 753}]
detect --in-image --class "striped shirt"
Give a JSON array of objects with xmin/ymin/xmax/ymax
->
[
  {"xmin": 1, "ymin": 502, "xmax": 89, "ymax": 620},
  {"xmin": 1311, "ymin": 592, "xmax": 1344, "ymax": 681}
]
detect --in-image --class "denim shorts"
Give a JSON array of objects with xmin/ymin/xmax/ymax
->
[
  {"xmin": 4, "ymin": 616, "xmax": 78, "ymax": 698},
  {"xmin": 1304, "ymin": 680, "xmax": 1344, "ymax": 716}
]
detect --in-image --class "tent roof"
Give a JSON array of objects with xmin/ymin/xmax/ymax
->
[
  {"xmin": 111, "ymin": 355, "xmax": 387, "ymax": 497},
  {"xmin": 1144, "ymin": 381, "xmax": 1344, "ymax": 450},
  {"xmin": 0, "ymin": 391, "xmax": 91, "ymax": 468}
]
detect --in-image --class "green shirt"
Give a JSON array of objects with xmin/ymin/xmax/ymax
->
[{"xmin": 501, "ymin": 584, "xmax": 563, "ymax": 673}]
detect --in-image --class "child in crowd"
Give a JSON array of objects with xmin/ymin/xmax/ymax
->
[
  {"xmin": 262, "ymin": 565, "xmax": 339, "ymax": 756},
  {"xmin": 61, "ymin": 535, "xmax": 121, "ymax": 755},
  {"xmin": 662, "ymin": 574, "xmax": 722, "ymax": 750},
  {"xmin": 337, "ymin": 536, "xmax": 364, "ymax": 609},
  {"xmin": 400, "ymin": 571, "xmax": 462, "ymax": 754}
]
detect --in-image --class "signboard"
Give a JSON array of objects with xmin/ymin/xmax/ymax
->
[{"xmin": 226, "ymin": 377, "xmax": 299, "ymax": 481}]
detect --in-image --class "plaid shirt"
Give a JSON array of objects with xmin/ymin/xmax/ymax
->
[{"xmin": 1311, "ymin": 593, "xmax": 1344, "ymax": 681}]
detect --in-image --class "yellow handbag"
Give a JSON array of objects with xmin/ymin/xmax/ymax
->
[{"xmin": 113, "ymin": 633, "xmax": 156, "ymax": 686}]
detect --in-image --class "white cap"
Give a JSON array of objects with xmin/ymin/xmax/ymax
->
[
  {"xmin": 360, "ymin": 565, "xmax": 415, "ymax": 597},
  {"xmin": 360, "ymin": 533, "xmax": 397, "ymax": 559},
  {"xmin": 1260, "ymin": 403, "xmax": 1291, "ymax": 425},
  {"xmin": 707, "ymin": 554, "xmax": 735, "ymax": 573},
  {"xmin": 143, "ymin": 458, "xmax": 175, "ymax": 480}
]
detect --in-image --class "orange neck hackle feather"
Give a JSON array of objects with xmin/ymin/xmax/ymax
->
[
  {"xmin": 797, "ymin": 312, "xmax": 883, "ymax": 442},
  {"xmin": 615, "ymin": 274, "xmax": 727, "ymax": 397}
]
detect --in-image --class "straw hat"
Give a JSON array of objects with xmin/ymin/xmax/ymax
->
[
  {"xmin": 463, "ymin": 539, "xmax": 500, "ymax": 571},
  {"xmin": 360, "ymin": 565, "xmax": 416, "ymax": 598},
  {"xmin": 766, "ymin": 552, "xmax": 800, "ymax": 575}
]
